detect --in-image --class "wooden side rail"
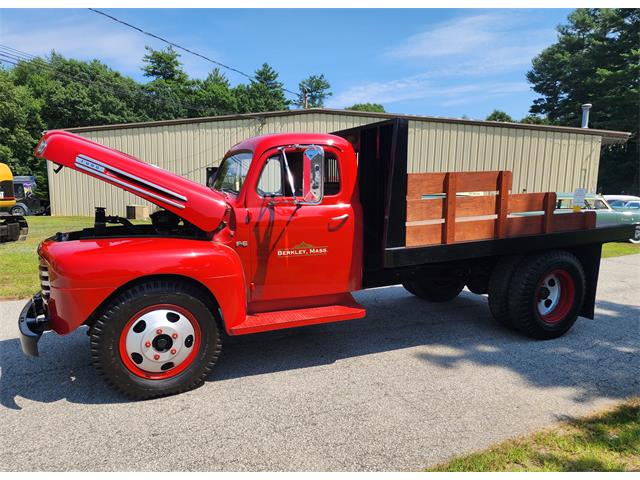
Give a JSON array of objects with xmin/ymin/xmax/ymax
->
[{"xmin": 406, "ymin": 171, "xmax": 596, "ymax": 247}]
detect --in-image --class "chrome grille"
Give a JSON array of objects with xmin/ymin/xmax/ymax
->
[{"xmin": 39, "ymin": 257, "xmax": 50, "ymax": 301}]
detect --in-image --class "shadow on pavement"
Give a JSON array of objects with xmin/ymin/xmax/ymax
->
[{"xmin": 1, "ymin": 287, "xmax": 638, "ymax": 409}]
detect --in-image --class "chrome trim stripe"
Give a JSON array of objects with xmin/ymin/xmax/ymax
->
[
  {"xmin": 75, "ymin": 161, "xmax": 185, "ymax": 210},
  {"xmin": 76, "ymin": 154, "xmax": 187, "ymax": 202}
]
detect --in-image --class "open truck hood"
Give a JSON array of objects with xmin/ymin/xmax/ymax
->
[{"xmin": 35, "ymin": 130, "xmax": 228, "ymax": 234}]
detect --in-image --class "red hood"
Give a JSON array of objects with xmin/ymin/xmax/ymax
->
[{"xmin": 35, "ymin": 130, "xmax": 228, "ymax": 233}]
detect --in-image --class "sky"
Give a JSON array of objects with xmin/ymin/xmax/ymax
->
[{"xmin": 0, "ymin": 8, "xmax": 573, "ymax": 120}]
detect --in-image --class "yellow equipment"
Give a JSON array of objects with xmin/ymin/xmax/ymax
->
[{"xmin": 0, "ymin": 163, "xmax": 28, "ymax": 242}]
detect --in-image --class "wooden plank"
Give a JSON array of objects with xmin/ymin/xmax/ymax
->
[
  {"xmin": 454, "ymin": 219, "xmax": 496, "ymax": 242},
  {"xmin": 506, "ymin": 215, "xmax": 544, "ymax": 237},
  {"xmin": 509, "ymin": 193, "xmax": 547, "ymax": 213},
  {"xmin": 553, "ymin": 212, "xmax": 591, "ymax": 232},
  {"xmin": 406, "ymin": 170, "xmax": 514, "ymax": 199},
  {"xmin": 443, "ymin": 173, "xmax": 457, "ymax": 244},
  {"xmin": 406, "ymin": 173, "xmax": 446, "ymax": 199},
  {"xmin": 406, "ymin": 224, "xmax": 442, "ymax": 247},
  {"xmin": 543, "ymin": 192, "xmax": 556, "ymax": 233},
  {"xmin": 456, "ymin": 171, "xmax": 509, "ymax": 193},
  {"xmin": 584, "ymin": 210, "xmax": 597, "ymax": 229},
  {"xmin": 494, "ymin": 171, "xmax": 510, "ymax": 238},
  {"xmin": 407, "ymin": 195, "xmax": 497, "ymax": 222}
]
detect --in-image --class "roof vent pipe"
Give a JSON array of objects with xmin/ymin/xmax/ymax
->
[{"xmin": 581, "ymin": 103, "xmax": 592, "ymax": 128}]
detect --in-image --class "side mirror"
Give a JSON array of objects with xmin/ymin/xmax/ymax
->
[
  {"xmin": 301, "ymin": 146, "xmax": 324, "ymax": 204},
  {"xmin": 206, "ymin": 166, "xmax": 219, "ymax": 188}
]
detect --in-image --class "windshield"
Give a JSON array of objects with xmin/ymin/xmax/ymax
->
[{"xmin": 212, "ymin": 152, "xmax": 252, "ymax": 195}]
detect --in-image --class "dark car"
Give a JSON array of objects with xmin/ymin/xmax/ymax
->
[{"xmin": 9, "ymin": 176, "xmax": 49, "ymax": 216}]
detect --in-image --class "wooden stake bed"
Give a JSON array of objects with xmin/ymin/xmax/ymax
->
[{"xmin": 405, "ymin": 170, "xmax": 597, "ymax": 247}]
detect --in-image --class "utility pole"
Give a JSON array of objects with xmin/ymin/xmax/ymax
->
[{"xmin": 303, "ymin": 90, "xmax": 308, "ymax": 110}]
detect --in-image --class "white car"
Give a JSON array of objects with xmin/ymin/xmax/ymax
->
[{"xmin": 604, "ymin": 195, "xmax": 640, "ymax": 209}]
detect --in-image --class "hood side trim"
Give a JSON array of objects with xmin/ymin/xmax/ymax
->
[{"xmin": 75, "ymin": 155, "xmax": 186, "ymax": 210}]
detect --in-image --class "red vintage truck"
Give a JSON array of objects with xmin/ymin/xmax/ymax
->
[{"xmin": 19, "ymin": 119, "xmax": 633, "ymax": 399}]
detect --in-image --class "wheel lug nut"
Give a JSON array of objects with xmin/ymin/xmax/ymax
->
[
  {"xmin": 171, "ymin": 333, "xmax": 178, "ymax": 339},
  {"xmin": 145, "ymin": 341, "xmax": 151, "ymax": 348},
  {"xmin": 156, "ymin": 328, "xmax": 163, "ymax": 334},
  {"xmin": 154, "ymin": 354, "xmax": 160, "ymax": 360},
  {"xmin": 170, "ymin": 348, "xmax": 176, "ymax": 355}
]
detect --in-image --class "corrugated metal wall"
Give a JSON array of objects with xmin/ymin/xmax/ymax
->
[
  {"xmin": 407, "ymin": 122, "xmax": 602, "ymax": 193},
  {"xmin": 49, "ymin": 112, "xmax": 602, "ymax": 216}
]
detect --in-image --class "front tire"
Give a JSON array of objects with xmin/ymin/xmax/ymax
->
[
  {"xmin": 90, "ymin": 280, "xmax": 222, "ymax": 399},
  {"xmin": 10, "ymin": 205, "xmax": 27, "ymax": 216},
  {"xmin": 507, "ymin": 251, "xmax": 585, "ymax": 340}
]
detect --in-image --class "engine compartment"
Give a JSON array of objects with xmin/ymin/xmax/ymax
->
[{"xmin": 53, "ymin": 207, "xmax": 210, "ymax": 241}]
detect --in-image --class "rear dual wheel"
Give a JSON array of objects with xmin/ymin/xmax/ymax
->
[
  {"xmin": 90, "ymin": 281, "xmax": 222, "ymax": 399},
  {"xmin": 488, "ymin": 251, "xmax": 585, "ymax": 339}
]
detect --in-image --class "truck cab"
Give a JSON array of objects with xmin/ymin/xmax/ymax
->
[{"xmin": 19, "ymin": 123, "xmax": 633, "ymax": 399}]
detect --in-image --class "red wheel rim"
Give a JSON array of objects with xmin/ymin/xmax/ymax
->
[
  {"xmin": 119, "ymin": 304, "xmax": 201, "ymax": 380},
  {"xmin": 535, "ymin": 269, "xmax": 575, "ymax": 325}
]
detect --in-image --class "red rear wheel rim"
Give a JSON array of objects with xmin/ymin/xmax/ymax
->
[
  {"xmin": 535, "ymin": 269, "xmax": 575, "ymax": 325},
  {"xmin": 119, "ymin": 304, "xmax": 201, "ymax": 380}
]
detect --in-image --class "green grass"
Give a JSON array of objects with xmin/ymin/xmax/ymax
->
[
  {"xmin": 0, "ymin": 216, "xmax": 93, "ymax": 299},
  {"xmin": 428, "ymin": 398, "xmax": 640, "ymax": 472},
  {"xmin": 602, "ymin": 242, "xmax": 640, "ymax": 258}
]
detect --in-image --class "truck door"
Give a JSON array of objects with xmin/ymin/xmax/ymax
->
[{"xmin": 243, "ymin": 146, "xmax": 359, "ymax": 308}]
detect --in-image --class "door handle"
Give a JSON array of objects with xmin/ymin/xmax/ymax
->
[{"xmin": 328, "ymin": 213, "xmax": 349, "ymax": 231}]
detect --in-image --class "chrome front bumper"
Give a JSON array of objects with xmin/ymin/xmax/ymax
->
[{"xmin": 18, "ymin": 294, "xmax": 50, "ymax": 357}]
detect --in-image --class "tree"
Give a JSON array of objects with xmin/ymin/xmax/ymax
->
[
  {"xmin": 346, "ymin": 103, "xmax": 386, "ymax": 113},
  {"xmin": 527, "ymin": 8, "xmax": 640, "ymax": 194},
  {"xmin": 486, "ymin": 110, "xmax": 514, "ymax": 122},
  {"xmin": 142, "ymin": 46, "xmax": 188, "ymax": 83},
  {"xmin": 12, "ymin": 53, "xmax": 149, "ymax": 129},
  {"xmin": 297, "ymin": 74, "xmax": 331, "ymax": 108},
  {"xmin": 0, "ymin": 69, "xmax": 46, "ymax": 190},
  {"xmin": 520, "ymin": 114, "xmax": 551, "ymax": 125},
  {"xmin": 234, "ymin": 63, "xmax": 289, "ymax": 113}
]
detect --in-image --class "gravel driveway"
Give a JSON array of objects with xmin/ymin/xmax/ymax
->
[{"xmin": 1, "ymin": 254, "xmax": 638, "ymax": 471}]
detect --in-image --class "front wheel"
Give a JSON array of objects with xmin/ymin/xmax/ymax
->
[
  {"xmin": 90, "ymin": 280, "xmax": 222, "ymax": 399},
  {"xmin": 10, "ymin": 205, "xmax": 27, "ymax": 216},
  {"xmin": 507, "ymin": 251, "xmax": 585, "ymax": 339}
]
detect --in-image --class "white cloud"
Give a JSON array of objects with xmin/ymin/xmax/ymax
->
[
  {"xmin": 328, "ymin": 11, "xmax": 554, "ymax": 110},
  {"xmin": 327, "ymin": 76, "xmax": 530, "ymax": 109},
  {"xmin": 0, "ymin": 11, "xmax": 219, "ymax": 80}
]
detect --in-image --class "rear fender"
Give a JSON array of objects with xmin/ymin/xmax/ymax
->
[{"xmin": 39, "ymin": 237, "xmax": 246, "ymax": 334}]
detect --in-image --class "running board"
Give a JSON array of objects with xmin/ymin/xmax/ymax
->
[{"xmin": 230, "ymin": 298, "xmax": 366, "ymax": 335}]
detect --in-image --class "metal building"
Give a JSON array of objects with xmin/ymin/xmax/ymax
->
[{"xmin": 50, "ymin": 108, "xmax": 630, "ymax": 216}]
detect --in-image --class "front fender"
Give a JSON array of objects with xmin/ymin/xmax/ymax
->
[{"xmin": 39, "ymin": 237, "xmax": 246, "ymax": 335}]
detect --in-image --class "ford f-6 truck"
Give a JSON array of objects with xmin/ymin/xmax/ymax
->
[{"xmin": 19, "ymin": 119, "xmax": 633, "ymax": 399}]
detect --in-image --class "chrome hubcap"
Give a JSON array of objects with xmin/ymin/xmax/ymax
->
[
  {"xmin": 537, "ymin": 273, "xmax": 561, "ymax": 316},
  {"xmin": 125, "ymin": 309, "xmax": 196, "ymax": 374}
]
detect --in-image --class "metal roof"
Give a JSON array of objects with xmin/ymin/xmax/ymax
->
[{"xmin": 66, "ymin": 108, "xmax": 631, "ymax": 144}]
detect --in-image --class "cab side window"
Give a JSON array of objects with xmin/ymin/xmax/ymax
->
[
  {"xmin": 257, "ymin": 155, "xmax": 284, "ymax": 196},
  {"xmin": 256, "ymin": 150, "xmax": 342, "ymax": 198}
]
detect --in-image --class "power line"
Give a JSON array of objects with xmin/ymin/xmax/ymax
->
[{"xmin": 88, "ymin": 8, "xmax": 299, "ymax": 99}]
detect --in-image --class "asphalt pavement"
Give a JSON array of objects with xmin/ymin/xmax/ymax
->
[{"xmin": 1, "ymin": 254, "xmax": 638, "ymax": 471}]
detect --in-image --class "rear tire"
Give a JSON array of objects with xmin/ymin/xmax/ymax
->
[
  {"xmin": 488, "ymin": 255, "xmax": 522, "ymax": 328},
  {"xmin": 403, "ymin": 272, "xmax": 465, "ymax": 302},
  {"xmin": 507, "ymin": 251, "xmax": 585, "ymax": 339},
  {"xmin": 90, "ymin": 280, "xmax": 222, "ymax": 399}
]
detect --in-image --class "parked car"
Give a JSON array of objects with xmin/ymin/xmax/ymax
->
[
  {"xmin": 557, "ymin": 193, "xmax": 640, "ymax": 243},
  {"xmin": 603, "ymin": 194, "xmax": 640, "ymax": 209},
  {"xmin": 10, "ymin": 175, "xmax": 49, "ymax": 216}
]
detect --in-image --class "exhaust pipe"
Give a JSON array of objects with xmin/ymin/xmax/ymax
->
[{"xmin": 581, "ymin": 103, "xmax": 592, "ymax": 128}]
